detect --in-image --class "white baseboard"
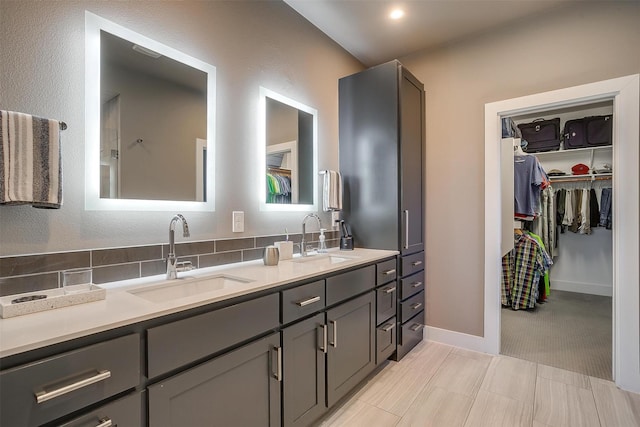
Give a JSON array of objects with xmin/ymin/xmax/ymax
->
[
  {"xmin": 552, "ymin": 280, "xmax": 612, "ymax": 297},
  {"xmin": 425, "ymin": 326, "xmax": 495, "ymax": 355}
]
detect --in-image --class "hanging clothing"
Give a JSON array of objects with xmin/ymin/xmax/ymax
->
[
  {"xmin": 600, "ymin": 188, "xmax": 612, "ymax": 229},
  {"xmin": 514, "ymin": 155, "xmax": 548, "ymax": 217}
]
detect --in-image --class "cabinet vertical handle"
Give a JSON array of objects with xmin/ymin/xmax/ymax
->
[
  {"xmin": 273, "ymin": 346, "xmax": 282, "ymax": 382},
  {"xmin": 96, "ymin": 418, "xmax": 113, "ymax": 427},
  {"xmin": 319, "ymin": 324, "xmax": 328, "ymax": 353},
  {"xmin": 329, "ymin": 320, "xmax": 338, "ymax": 348},
  {"xmin": 35, "ymin": 370, "xmax": 111, "ymax": 404},
  {"xmin": 404, "ymin": 210, "xmax": 409, "ymax": 249}
]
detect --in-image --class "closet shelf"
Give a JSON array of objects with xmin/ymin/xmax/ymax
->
[{"xmin": 533, "ymin": 145, "xmax": 612, "ymax": 157}]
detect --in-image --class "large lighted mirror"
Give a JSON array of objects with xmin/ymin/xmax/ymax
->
[
  {"xmin": 259, "ymin": 87, "xmax": 318, "ymax": 211},
  {"xmin": 85, "ymin": 12, "xmax": 216, "ymax": 211}
]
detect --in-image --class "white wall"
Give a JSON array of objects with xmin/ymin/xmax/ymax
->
[
  {"xmin": 400, "ymin": 1, "xmax": 639, "ymax": 336},
  {"xmin": 0, "ymin": 0, "xmax": 363, "ymax": 256}
]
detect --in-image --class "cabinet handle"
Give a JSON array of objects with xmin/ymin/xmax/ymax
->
[
  {"xmin": 410, "ymin": 323, "xmax": 424, "ymax": 332},
  {"xmin": 319, "ymin": 324, "xmax": 328, "ymax": 354},
  {"xmin": 381, "ymin": 323, "xmax": 395, "ymax": 332},
  {"xmin": 296, "ymin": 296, "xmax": 321, "ymax": 307},
  {"xmin": 272, "ymin": 346, "xmax": 282, "ymax": 382},
  {"xmin": 404, "ymin": 210, "xmax": 409, "ymax": 249},
  {"xmin": 382, "ymin": 286, "xmax": 396, "ymax": 294},
  {"xmin": 410, "ymin": 302, "xmax": 423, "ymax": 310},
  {"xmin": 35, "ymin": 370, "xmax": 111, "ymax": 404},
  {"xmin": 383, "ymin": 269, "xmax": 396, "ymax": 276},
  {"xmin": 329, "ymin": 320, "xmax": 338, "ymax": 348},
  {"xmin": 96, "ymin": 418, "xmax": 113, "ymax": 427},
  {"xmin": 411, "ymin": 281, "xmax": 423, "ymax": 288},
  {"xmin": 411, "ymin": 260, "xmax": 423, "ymax": 267}
]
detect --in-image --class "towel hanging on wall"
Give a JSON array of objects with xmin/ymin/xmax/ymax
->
[
  {"xmin": 321, "ymin": 169, "xmax": 342, "ymax": 212},
  {"xmin": 0, "ymin": 110, "xmax": 64, "ymax": 209}
]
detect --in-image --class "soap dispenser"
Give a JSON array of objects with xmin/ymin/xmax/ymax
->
[{"xmin": 318, "ymin": 229, "xmax": 328, "ymax": 253}]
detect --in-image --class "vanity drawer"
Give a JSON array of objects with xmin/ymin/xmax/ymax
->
[
  {"xmin": 326, "ymin": 265, "xmax": 375, "ymax": 306},
  {"xmin": 401, "ymin": 251, "xmax": 424, "ymax": 277},
  {"xmin": 281, "ymin": 279, "xmax": 325, "ymax": 324},
  {"xmin": 0, "ymin": 334, "xmax": 140, "ymax": 427},
  {"xmin": 400, "ymin": 290, "xmax": 424, "ymax": 323},
  {"xmin": 376, "ymin": 258, "xmax": 397, "ymax": 286},
  {"xmin": 147, "ymin": 293, "xmax": 279, "ymax": 378},
  {"xmin": 399, "ymin": 311, "xmax": 424, "ymax": 348},
  {"xmin": 58, "ymin": 391, "xmax": 143, "ymax": 427},
  {"xmin": 376, "ymin": 282, "xmax": 397, "ymax": 324},
  {"xmin": 400, "ymin": 270, "xmax": 425, "ymax": 300},
  {"xmin": 376, "ymin": 317, "xmax": 397, "ymax": 364}
]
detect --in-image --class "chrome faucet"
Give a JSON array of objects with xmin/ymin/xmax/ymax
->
[
  {"xmin": 301, "ymin": 213, "xmax": 322, "ymax": 257},
  {"xmin": 166, "ymin": 214, "xmax": 193, "ymax": 279}
]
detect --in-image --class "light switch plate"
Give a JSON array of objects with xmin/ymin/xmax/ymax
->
[{"xmin": 232, "ymin": 211, "xmax": 244, "ymax": 233}]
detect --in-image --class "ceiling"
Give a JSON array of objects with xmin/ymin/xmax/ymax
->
[{"xmin": 283, "ymin": 0, "xmax": 585, "ymax": 66}]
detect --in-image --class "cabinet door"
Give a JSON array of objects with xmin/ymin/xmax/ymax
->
[
  {"xmin": 326, "ymin": 292, "xmax": 375, "ymax": 407},
  {"xmin": 283, "ymin": 313, "xmax": 327, "ymax": 427},
  {"xmin": 400, "ymin": 67, "xmax": 425, "ymax": 255},
  {"xmin": 148, "ymin": 333, "xmax": 281, "ymax": 427}
]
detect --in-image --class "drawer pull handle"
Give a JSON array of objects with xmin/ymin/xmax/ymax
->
[
  {"xmin": 96, "ymin": 418, "xmax": 113, "ymax": 427},
  {"xmin": 411, "ymin": 281, "xmax": 423, "ymax": 288},
  {"xmin": 330, "ymin": 320, "xmax": 338, "ymax": 348},
  {"xmin": 382, "ymin": 286, "xmax": 396, "ymax": 294},
  {"xmin": 381, "ymin": 323, "xmax": 395, "ymax": 332},
  {"xmin": 272, "ymin": 346, "xmax": 282, "ymax": 382},
  {"xmin": 296, "ymin": 296, "xmax": 321, "ymax": 307},
  {"xmin": 383, "ymin": 269, "xmax": 396, "ymax": 276},
  {"xmin": 410, "ymin": 323, "xmax": 424, "ymax": 332},
  {"xmin": 411, "ymin": 260, "xmax": 423, "ymax": 267},
  {"xmin": 411, "ymin": 302, "xmax": 423, "ymax": 310},
  {"xmin": 35, "ymin": 370, "xmax": 111, "ymax": 404}
]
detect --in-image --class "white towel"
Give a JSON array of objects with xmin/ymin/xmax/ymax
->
[
  {"xmin": 0, "ymin": 110, "xmax": 63, "ymax": 208},
  {"xmin": 322, "ymin": 170, "xmax": 342, "ymax": 212}
]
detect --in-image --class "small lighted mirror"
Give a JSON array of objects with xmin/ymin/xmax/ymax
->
[
  {"xmin": 259, "ymin": 87, "xmax": 318, "ymax": 211},
  {"xmin": 85, "ymin": 12, "xmax": 216, "ymax": 211}
]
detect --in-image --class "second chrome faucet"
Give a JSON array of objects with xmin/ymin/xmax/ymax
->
[
  {"xmin": 300, "ymin": 213, "xmax": 322, "ymax": 257},
  {"xmin": 166, "ymin": 214, "xmax": 194, "ymax": 279}
]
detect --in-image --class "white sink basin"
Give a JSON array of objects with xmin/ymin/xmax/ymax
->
[
  {"xmin": 128, "ymin": 275, "xmax": 253, "ymax": 303},
  {"xmin": 292, "ymin": 253, "xmax": 360, "ymax": 266}
]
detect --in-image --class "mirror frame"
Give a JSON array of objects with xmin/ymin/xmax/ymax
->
[
  {"xmin": 85, "ymin": 11, "xmax": 216, "ymax": 211},
  {"xmin": 258, "ymin": 87, "xmax": 318, "ymax": 211}
]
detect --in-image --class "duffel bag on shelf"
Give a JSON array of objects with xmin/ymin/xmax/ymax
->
[
  {"xmin": 563, "ymin": 115, "xmax": 613, "ymax": 149},
  {"xmin": 517, "ymin": 118, "xmax": 561, "ymax": 153}
]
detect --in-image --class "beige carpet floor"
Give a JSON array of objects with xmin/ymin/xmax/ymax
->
[{"xmin": 501, "ymin": 289, "xmax": 612, "ymax": 380}]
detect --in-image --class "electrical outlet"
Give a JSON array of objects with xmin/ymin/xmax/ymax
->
[
  {"xmin": 331, "ymin": 211, "xmax": 340, "ymax": 229},
  {"xmin": 232, "ymin": 211, "xmax": 244, "ymax": 233}
]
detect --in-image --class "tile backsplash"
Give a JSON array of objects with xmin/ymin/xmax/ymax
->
[{"xmin": 0, "ymin": 231, "xmax": 340, "ymax": 296}]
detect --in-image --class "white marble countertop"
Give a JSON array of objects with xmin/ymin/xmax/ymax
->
[{"xmin": 0, "ymin": 248, "xmax": 398, "ymax": 359}]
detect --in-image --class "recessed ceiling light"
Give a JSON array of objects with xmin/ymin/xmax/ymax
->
[{"xmin": 389, "ymin": 8, "xmax": 405, "ymax": 20}]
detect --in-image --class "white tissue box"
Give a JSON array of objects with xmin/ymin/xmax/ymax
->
[{"xmin": 275, "ymin": 241, "xmax": 293, "ymax": 260}]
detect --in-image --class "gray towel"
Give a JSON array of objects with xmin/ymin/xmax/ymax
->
[
  {"xmin": 0, "ymin": 110, "xmax": 63, "ymax": 208},
  {"xmin": 321, "ymin": 170, "xmax": 342, "ymax": 212}
]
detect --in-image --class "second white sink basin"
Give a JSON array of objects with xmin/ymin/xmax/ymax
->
[
  {"xmin": 292, "ymin": 253, "xmax": 360, "ymax": 266},
  {"xmin": 128, "ymin": 275, "xmax": 253, "ymax": 303}
]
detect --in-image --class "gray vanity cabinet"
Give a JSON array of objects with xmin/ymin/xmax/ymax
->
[
  {"xmin": 326, "ymin": 291, "xmax": 376, "ymax": 407},
  {"xmin": 282, "ymin": 313, "xmax": 327, "ymax": 427},
  {"xmin": 148, "ymin": 332, "xmax": 281, "ymax": 427}
]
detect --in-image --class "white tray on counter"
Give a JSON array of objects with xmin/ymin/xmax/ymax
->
[{"xmin": 0, "ymin": 285, "xmax": 106, "ymax": 319}]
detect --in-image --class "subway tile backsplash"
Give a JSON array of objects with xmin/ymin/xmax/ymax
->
[{"xmin": 0, "ymin": 231, "xmax": 340, "ymax": 296}]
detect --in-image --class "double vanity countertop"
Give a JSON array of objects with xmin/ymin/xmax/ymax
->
[{"xmin": 0, "ymin": 248, "xmax": 398, "ymax": 359}]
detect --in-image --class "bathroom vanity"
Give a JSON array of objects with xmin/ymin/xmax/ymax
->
[{"xmin": 0, "ymin": 248, "xmax": 419, "ymax": 427}]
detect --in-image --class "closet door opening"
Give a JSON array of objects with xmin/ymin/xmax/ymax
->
[
  {"xmin": 483, "ymin": 74, "xmax": 640, "ymax": 393},
  {"xmin": 500, "ymin": 100, "xmax": 613, "ymax": 380}
]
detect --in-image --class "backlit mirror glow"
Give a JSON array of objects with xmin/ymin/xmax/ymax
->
[{"xmin": 85, "ymin": 12, "xmax": 216, "ymax": 211}]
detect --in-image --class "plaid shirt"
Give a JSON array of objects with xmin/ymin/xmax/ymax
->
[{"xmin": 502, "ymin": 233, "xmax": 552, "ymax": 310}]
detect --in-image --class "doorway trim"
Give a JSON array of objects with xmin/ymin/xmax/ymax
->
[{"xmin": 483, "ymin": 75, "xmax": 640, "ymax": 392}]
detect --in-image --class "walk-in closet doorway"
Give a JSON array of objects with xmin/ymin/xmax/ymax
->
[{"xmin": 483, "ymin": 75, "xmax": 640, "ymax": 393}]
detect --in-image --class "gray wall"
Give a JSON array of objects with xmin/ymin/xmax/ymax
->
[
  {"xmin": 0, "ymin": 0, "xmax": 362, "ymax": 256},
  {"xmin": 399, "ymin": 1, "xmax": 640, "ymax": 336}
]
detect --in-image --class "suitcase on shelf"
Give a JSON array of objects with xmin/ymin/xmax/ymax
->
[
  {"xmin": 563, "ymin": 115, "xmax": 613, "ymax": 149},
  {"xmin": 517, "ymin": 118, "xmax": 561, "ymax": 153}
]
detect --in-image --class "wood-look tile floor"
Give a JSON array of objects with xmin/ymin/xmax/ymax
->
[{"xmin": 315, "ymin": 341, "xmax": 640, "ymax": 427}]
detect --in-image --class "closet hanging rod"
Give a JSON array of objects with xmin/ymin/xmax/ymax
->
[{"xmin": 549, "ymin": 175, "xmax": 611, "ymax": 183}]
